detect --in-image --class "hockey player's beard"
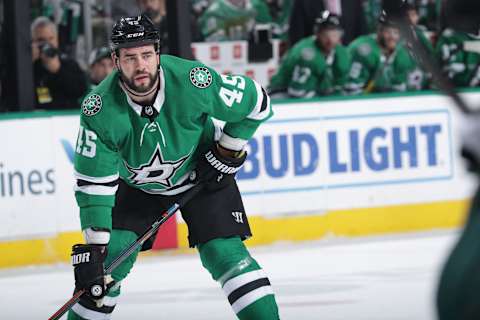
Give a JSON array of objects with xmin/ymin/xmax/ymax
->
[{"xmin": 120, "ymin": 70, "xmax": 159, "ymax": 96}]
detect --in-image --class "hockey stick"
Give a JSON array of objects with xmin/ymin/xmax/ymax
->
[{"xmin": 47, "ymin": 182, "xmax": 204, "ymax": 320}]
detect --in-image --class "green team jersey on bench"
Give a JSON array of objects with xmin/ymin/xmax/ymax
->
[
  {"xmin": 345, "ymin": 34, "xmax": 412, "ymax": 94},
  {"xmin": 74, "ymin": 54, "xmax": 272, "ymax": 230},
  {"xmin": 269, "ymin": 36, "xmax": 351, "ymax": 97},
  {"xmin": 436, "ymin": 28, "xmax": 480, "ymax": 88}
]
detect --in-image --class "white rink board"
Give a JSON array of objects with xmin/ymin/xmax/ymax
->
[
  {"xmin": 237, "ymin": 94, "xmax": 476, "ymax": 216},
  {"xmin": 0, "ymin": 115, "xmax": 80, "ymax": 240},
  {"xmin": 0, "ymin": 93, "xmax": 477, "ymax": 240}
]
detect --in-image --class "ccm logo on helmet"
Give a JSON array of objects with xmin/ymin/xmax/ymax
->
[{"xmin": 126, "ymin": 32, "xmax": 144, "ymax": 38}]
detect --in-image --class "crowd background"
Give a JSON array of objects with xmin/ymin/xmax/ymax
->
[{"xmin": 0, "ymin": 0, "xmax": 479, "ymax": 111}]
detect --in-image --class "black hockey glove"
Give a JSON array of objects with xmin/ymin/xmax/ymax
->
[
  {"xmin": 71, "ymin": 244, "xmax": 111, "ymax": 303},
  {"xmin": 191, "ymin": 144, "xmax": 247, "ymax": 189}
]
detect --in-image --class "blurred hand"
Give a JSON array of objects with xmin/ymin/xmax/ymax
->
[
  {"xmin": 31, "ymin": 42, "xmax": 40, "ymax": 62},
  {"xmin": 40, "ymin": 53, "xmax": 61, "ymax": 73},
  {"xmin": 460, "ymin": 113, "xmax": 480, "ymax": 175}
]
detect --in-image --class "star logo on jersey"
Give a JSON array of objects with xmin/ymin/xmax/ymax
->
[
  {"xmin": 82, "ymin": 94, "xmax": 102, "ymax": 116},
  {"xmin": 125, "ymin": 144, "xmax": 189, "ymax": 188},
  {"xmin": 190, "ymin": 67, "xmax": 212, "ymax": 88}
]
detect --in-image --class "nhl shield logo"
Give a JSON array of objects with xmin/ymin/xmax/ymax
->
[
  {"xmin": 190, "ymin": 67, "xmax": 212, "ymax": 88},
  {"xmin": 82, "ymin": 94, "xmax": 102, "ymax": 116}
]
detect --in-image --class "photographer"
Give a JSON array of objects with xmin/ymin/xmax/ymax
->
[{"xmin": 31, "ymin": 16, "xmax": 87, "ymax": 110}]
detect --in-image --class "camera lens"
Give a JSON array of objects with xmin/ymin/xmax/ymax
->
[{"xmin": 39, "ymin": 42, "xmax": 58, "ymax": 58}]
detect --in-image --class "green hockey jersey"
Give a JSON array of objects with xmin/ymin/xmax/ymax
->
[
  {"xmin": 198, "ymin": 0, "xmax": 257, "ymax": 41},
  {"xmin": 362, "ymin": 0, "xmax": 382, "ymax": 34},
  {"xmin": 405, "ymin": 26, "xmax": 434, "ymax": 91},
  {"xmin": 268, "ymin": 36, "xmax": 351, "ymax": 97},
  {"xmin": 436, "ymin": 28, "xmax": 480, "ymax": 88},
  {"xmin": 74, "ymin": 55, "xmax": 272, "ymax": 231},
  {"xmin": 345, "ymin": 34, "xmax": 412, "ymax": 94}
]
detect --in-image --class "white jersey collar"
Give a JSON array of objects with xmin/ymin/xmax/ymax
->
[{"xmin": 120, "ymin": 67, "xmax": 165, "ymax": 116}]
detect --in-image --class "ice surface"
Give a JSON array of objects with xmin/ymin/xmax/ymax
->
[{"xmin": 0, "ymin": 231, "xmax": 458, "ymax": 320}]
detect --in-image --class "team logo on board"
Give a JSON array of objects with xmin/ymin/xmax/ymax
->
[
  {"xmin": 82, "ymin": 94, "xmax": 102, "ymax": 116},
  {"xmin": 190, "ymin": 67, "xmax": 212, "ymax": 88},
  {"xmin": 125, "ymin": 144, "xmax": 189, "ymax": 188}
]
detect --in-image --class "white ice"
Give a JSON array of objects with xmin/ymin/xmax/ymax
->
[{"xmin": 0, "ymin": 230, "xmax": 459, "ymax": 320}]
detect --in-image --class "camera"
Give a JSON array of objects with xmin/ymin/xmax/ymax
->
[{"xmin": 38, "ymin": 42, "xmax": 59, "ymax": 58}]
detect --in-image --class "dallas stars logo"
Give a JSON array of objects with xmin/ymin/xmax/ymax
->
[
  {"xmin": 190, "ymin": 67, "xmax": 212, "ymax": 88},
  {"xmin": 125, "ymin": 144, "xmax": 188, "ymax": 188},
  {"xmin": 82, "ymin": 94, "xmax": 102, "ymax": 116}
]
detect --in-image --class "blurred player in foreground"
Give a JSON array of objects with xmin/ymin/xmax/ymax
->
[{"xmin": 385, "ymin": 0, "xmax": 480, "ymax": 318}]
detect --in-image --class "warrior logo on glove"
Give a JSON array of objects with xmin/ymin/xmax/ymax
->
[{"xmin": 191, "ymin": 144, "xmax": 247, "ymax": 187}]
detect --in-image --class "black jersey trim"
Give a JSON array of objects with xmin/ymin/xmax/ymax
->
[
  {"xmin": 77, "ymin": 179, "xmax": 119, "ymax": 187},
  {"xmin": 260, "ymin": 87, "xmax": 268, "ymax": 113},
  {"xmin": 227, "ymin": 277, "xmax": 271, "ymax": 305}
]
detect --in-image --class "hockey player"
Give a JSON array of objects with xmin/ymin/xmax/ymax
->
[
  {"xmin": 344, "ymin": 11, "xmax": 412, "ymax": 94},
  {"xmin": 434, "ymin": 1, "xmax": 480, "ymax": 318},
  {"xmin": 268, "ymin": 11, "xmax": 350, "ymax": 98},
  {"xmin": 68, "ymin": 15, "xmax": 280, "ymax": 320},
  {"xmin": 378, "ymin": 0, "xmax": 480, "ymax": 317},
  {"xmin": 362, "ymin": 0, "xmax": 383, "ymax": 34},
  {"xmin": 404, "ymin": 2, "xmax": 434, "ymax": 91},
  {"xmin": 435, "ymin": 24, "xmax": 480, "ymax": 88}
]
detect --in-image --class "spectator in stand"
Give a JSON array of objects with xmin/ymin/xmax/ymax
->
[
  {"xmin": 435, "ymin": 15, "xmax": 480, "ymax": 87},
  {"xmin": 31, "ymin": 16, "xmax": 87, "ymax": 110},
  {"xmin": 268, "ymin": 11, "xmax": 350, "ymax": 98},
  {"xmin": 344, "ymin": 11, "xmax": 411, "ymax": 94},
  {"xmin": 88, "ymin": 46, "xmax": 114, "ymax": 90},
  {"xmin": 289, "ymin": 0, "xmax": 366, "ymax": 47},
  {"xmin": 137, "ymin": 0, "xmax": 169, "ymax": 53},
  {"xmin": 198, "ymin": 0, "xmax": 257, "ymax": 41}
]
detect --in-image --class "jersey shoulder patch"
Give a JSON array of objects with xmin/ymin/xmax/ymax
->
[
  {"xmin": 301, "ymin": 47, "xmax": 315, "ymax": 61},
  {"xmin": 82, "ymin": 94, "xmax": 102, "ymax": 116},
  {"xmin": 357, "ymin": 43, "xmax": 372, "ymax": 57},
  {"xmin": 189, "ymin": 66, "xmax": 213, "ymax": 88}
]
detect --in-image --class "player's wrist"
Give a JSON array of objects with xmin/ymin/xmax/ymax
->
[
  {"xmin": 216, "ymin": 143, "xmax": 245, "ymax": 159},
  {"xmin": 83, "ymin": 227, "xmax": 111, "ymax": 245}
]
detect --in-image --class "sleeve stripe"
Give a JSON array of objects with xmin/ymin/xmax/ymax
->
[
  {"xmin": 219, "ymin": 133, "xmax": 248, "ymax": 151},
  {"xmin": 74, "ymin": 170, "xmax": 119, "ymax": 184},
  {"xmin": 75, "ymin": 184, "xmax": 118, "ymax": 196},
  {"xmin": 260, "ymin": 87, "xmax": 268, "ymax": 113},
  {"xmin": 77, "ymin": 179, "xmax": 119, "ymax": 187},
  {"xmin": 247, "ymin": 80, "xmax": 271, "ymax": 121}
]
